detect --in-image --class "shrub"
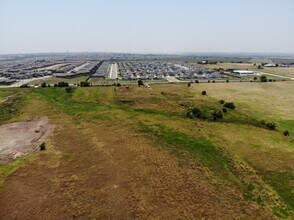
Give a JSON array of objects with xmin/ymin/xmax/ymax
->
[
  {"xmin": 65, "ymin": 87, "xmax": 75, "ymax": 93},
  {"xmin": 260, "ymin": 75, "xmax": 267, "ymax": 82},
  {"xmin": 208, "ymin": 80, "xmax": 211, "ymax": 83},
  {"xmin": 260, "ymin": 119, "xmax": 267, "ymax": 125},
  {"xmin": 20, "ymin": 84, "xmax": 29, "ymax": 88},
  {"xmin": 186, "ymin": 107, "xmax": 209, "ymax": 120},
  {"xmin": 202, "ymin": 91, "xmax": 207, "ymax": 95},
  {"xmin": 266, "ymin": 122, "xmax": 276, "ymax": 130},
  {"xmin": 116, "ymin": 83, "xmax": 121, "ymax": 87},
  {"xmin": 283, "ymin": 130, "xmax": 290, "ymax": 136},
  {"xmin": 40, "ymin": 143, "xmax": 46, "ymax": 151},
  {"xmin": 138, "ymin": 79, "xmax": 144, "ymax": 87},
  {"xmin": 222, "ymin": 108, "xmax": 227, "ymax": 113},
  {"xmin": 219, "ymin": 100, "xmax": 225, "ymax": 105},
  {"xmin": 212, "ymin": 80, "xmax": 215, "ymax": 83},
  {"xmin": 187, "ymin": 82, "xmax": 191, "ymax": 87},
  {"xmin": 195, "ymin": 80, "xmax": 199, "ymax": 83},
  {"xmin": 41, "ymin": 82, "xmax": 47, "ymax": 88},
  {"xmin": 269, "ymin": 79, "xmax": 273, "ymax": 82},
  {"xmin": 226, "ymin": 79, "xmax": 229, "ymax": 83},
  {"xmin": 224, "ymin": 102, "xmax": 236, "ymax": 110},
  {"xmin": 56, "ymin": 81, "xmax": 69, "ymax": 87},
  {"xmin": 212, "ymin": 110, "xmax": 223, "ymax": 121},
  {"xmin": 80, "ymin": 81, "xmax": 90, "ymax": 87},
  {"xmin": 254, "ymin": 77, "xmax": 258, "ymax": 80}
]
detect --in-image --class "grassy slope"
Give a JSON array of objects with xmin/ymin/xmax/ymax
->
[{"xmin": 0, "ymin": 82, "xmax": 293, "ymax": 218}]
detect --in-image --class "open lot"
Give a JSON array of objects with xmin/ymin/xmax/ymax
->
[{"xmin": 0, "ymin": 82, "xmax": 293, "ymax": 218}]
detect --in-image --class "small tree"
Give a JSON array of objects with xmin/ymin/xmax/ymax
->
[
  {"xmin": 283, "ymin": 130, "xmax": 290, "ymax": 136},
  {"xmin": 187, "ymin": 82, "xmax": 191, "ymax": 87},
  {"xmin": 80, "ymin": 81, "xmax": 90, "ymax": 87},
  {"xmin": 212, "ymin": 110, "xmax": 223, "ymax": 121},
  {"xmin": 65, "ymin": 87, "xmax": 75, "ymax": 94},
  {"xmin": 260, "ymin": 75, "xmax": 267, "ymax": 82},
  {"xmin": 40, "ymin": 143, "xmax": 46, "ymax": 151},
  {"xmin": 266, "ymin": 122, "xmax": 276, "ymax": 130},
  {"xmin": 224, "ymin": 102, "xmax": 236, "ymax": 110},
  {"xmin": 138, "ymin": 79, "xmax": 144, "ymax": 87}
]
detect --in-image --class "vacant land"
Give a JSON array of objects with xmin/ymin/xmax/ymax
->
[{"xmin": 0, "ymin": 82, "xmax": 293, "ymax": 219}]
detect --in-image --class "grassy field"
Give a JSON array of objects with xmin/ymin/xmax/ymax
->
[
  {"xmin": 29, "ymin": 75, "xmax": 89, "ymax": 86},
  {"xmin": 0, "ymin": 82, "xmax": 293, "ymax": 218}
]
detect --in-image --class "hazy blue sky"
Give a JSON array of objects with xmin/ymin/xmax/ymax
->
[{"xmin": 0, "ymin": 0, "xmax": 293, "ymax": 54}]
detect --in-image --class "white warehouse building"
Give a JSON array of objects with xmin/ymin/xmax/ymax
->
[{"xmin": 233, "ymin": 70, "xmax": 255, "ymax": 76}]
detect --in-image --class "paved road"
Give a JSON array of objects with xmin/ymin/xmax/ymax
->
[
  {"xmin": 257, "ymin": 71, "xmax": 294, "ymax": 80},
  {"xmin": 109, "ymin": 63, "xmax": 118, "ymax": 80},
  {"xmin": 166, "ymin": 76, "xmax": 181, "ymax": 83},
  {"xmin": 0, "ymin": 76, "xmax": 53, "ymax": 88}
]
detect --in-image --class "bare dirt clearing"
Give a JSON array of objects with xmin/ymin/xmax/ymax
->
[{"xmin": 0, "ymin": 117, "xmax": 54, "ymax": 163}]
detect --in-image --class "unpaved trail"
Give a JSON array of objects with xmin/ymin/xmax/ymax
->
[
  {"xmin": 0, "ymin": 117, "xmax": 54, "ymax": 163},
  {"xmin": 0, "ymin": 113, "xmax": 272, "ymax": 219}
]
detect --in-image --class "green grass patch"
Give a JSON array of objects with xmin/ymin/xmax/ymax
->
[
  {"xmin": 262, "ymin": 171, "xmax": 294, "ymax": 210},
  {"xmin": 139, "ymin": 122, "xmax": 239, "ymax": 185},
  {"xmin": 0, "ymin": 92, "xmax": 27, "ymax": 124}
]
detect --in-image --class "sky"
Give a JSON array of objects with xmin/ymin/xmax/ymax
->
[{"xmin": 0, "ymin": 0, "xmax": 293, "ymax": 54}]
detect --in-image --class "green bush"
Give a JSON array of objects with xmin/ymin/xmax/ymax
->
[
  {"xmin": 138, "ymin": 79, "xmax": 144, "ymax": 87},
  {"xmin": 80, "ymin": 81, "xmax": 90, "ymax": 87},
  {"xmin": 212, "ymin": 110, "xmax": 223, "ymax": 121},
  {"xmin": 65, "ymin": 87, "xmax": 75, "ymax": 94},
  {"xmin": 55, "ymin": 81, "xmax": 69, "ymax": 87},
  {"xmin": 40, "ymin": 143, "xmax": 46, "ymax": 151},
  {"xmin": 266, "ymin": 122, "xmax": 277, "ymax": 130},
  {"xmin": 224, "ymin": 102, "xmax": 236, "ymax": 110},
  {"xmin": 20, "ymin": 84, "xmax": 29, "ymax": 88},
  {"xmin": 283, "ymin": 130, "xmax": 289, "ymax": 136},
  {"xmin": 260, "ymin": 75, "xmax": 267, "ymax": 82}
]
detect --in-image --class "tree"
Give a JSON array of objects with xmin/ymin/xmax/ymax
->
[
  {"xmin": 283, "ymin": 130, "xmax": 290, "ymax": 136},
  {"xmin": 80, "ymin": 81, "xmax": 90, "ymax": 87},
  {"xmin": 266, "ymin": 122, "xmax": 276, "ymax": 130},
  {"xmin": 138, "ymin": 79, "xmax": 144, "ymax": 87},
  {"xmin": 212, "ymin": 110, "xmax": 223, "ymax": 121},
  {"xmin": 65, "ymin": 87, "xmax": 75, "ymax": 93},
  {"xmin": 40, "ymin": 143, "xmax": 46, "ymax": 151},
  {"xmin": 187, "ymin": 82, "xmax": 191, "ymax": 87},
  {"xmin": 260, "ymin": 75, "xmax": 267, "ymax": 82},
  {"xmin": 56, "ymin": 81, "xmax": 69, "ymax": 87},
  {"xmin": 224, "ymin": 102, "xmax": 236, "ymax": 110}
]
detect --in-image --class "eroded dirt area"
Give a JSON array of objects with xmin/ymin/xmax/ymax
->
[{"xmin": 0, "ymin": 117, "xmax": 54, "ymax": 163}]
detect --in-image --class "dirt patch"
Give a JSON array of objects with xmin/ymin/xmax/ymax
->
[{"xmin": 0, "ymin": 117, "xmax": 54, "ymax": 163}]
